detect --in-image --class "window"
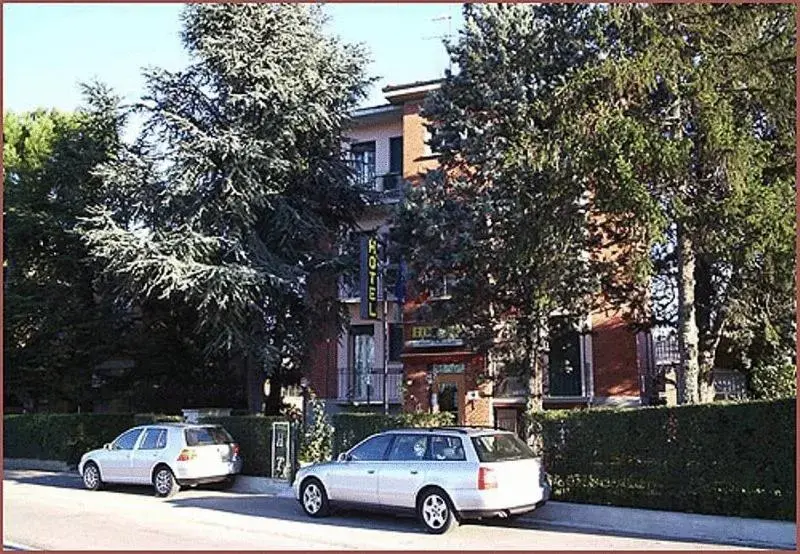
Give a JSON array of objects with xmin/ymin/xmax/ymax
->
[
  {"xmin": 548, "ymin": 316, "xmax": 582, "ymax": 396},
  {"xmin": 430, "ymin": 435, "xmax": 466, "ymax": 461},
  {"xmin": 184, "ymin": 426, "xmax": 234, "ymax": 447},
  {"xmin": 113, "ymin": 429, "xmax": 143, "ymax": 451},
  {"xmin": 387, "ymin": 434, "xmax": 428, "ymax": 461},
  {"xmin": 349, "ymin": 141, "xmax": 376, "ymax": 188},
  {"xmin": 471, "ymin": 433, "xmax": 535, "ymax": 463},
  {"xmin": 385, "ymin": 136, "xmax": 403, "ymax": 191},
  {"xmin": 389, "ymin": 324, "xmax": 404, "ymax": 362},
  {"xmin": 349, "ymin": 434, "xmax": 393, "ymax": 461},
  {"xmin": 140, "ymin": 428, "xmax": 168, "ymax": 450}
]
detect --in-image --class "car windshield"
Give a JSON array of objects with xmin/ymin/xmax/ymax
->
[
  {"xmin": 184, "ymin": 426, "xmax": 233, "ymax": 446},
  {"xmin": 471, "ymin": 433, "xmax": 535, "ymax": 462}
]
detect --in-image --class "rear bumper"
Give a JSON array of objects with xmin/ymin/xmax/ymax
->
[
  {"xmin": 174, "ymin": 459, "xmax": 243, "ymax": 481},
  {"xmin": 459, "ymin": 498, "xmax": 548, "ymax": 520}
]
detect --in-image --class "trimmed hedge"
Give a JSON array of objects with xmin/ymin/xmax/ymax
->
[
  {"xmin": 201, "ymin": 416, "xmax": 289, "ymax": 476},
  {"xmin": 4, "ymin": 413, "xmax": 181, "ymax": 466},
  {"xmin": 332, "ymin": 411, "xmax": 456, "ymax": 456},
  {"xmin": 533, "ymin": 398, "xmax": 795, "ymax": 520}
]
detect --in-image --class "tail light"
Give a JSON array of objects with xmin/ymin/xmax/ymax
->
[
  {"xmin": 478, "ymin": 467, "xmax": 498, "ymax": 490},
  {"xmin": 177, "ymin": 448, "xmax": 197, "ymax": 461},
  {"xmin": 232, "ymin": 443, "xmax": 240, "ymax": 458}
]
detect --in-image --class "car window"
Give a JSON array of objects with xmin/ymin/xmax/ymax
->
[
  {"xmin": 387, "ymin": 435, "xmax": 428, "ymax": 461},
  {"xmin": 471, "ymin": 433, "xmax": 535, "ymax": 462},
  {"xmin": 113, "ymin": 429, "xmax": 143, "ymax": 450},
  {"xmin": 349, "ymin": 434, "xmax": 393, "ymax": 461},
  {"xmin": 430, "ymin": 435, "xmax": 466, "ymax": 461},
  {"xmin": 184, "ymin": 426, "xmax": 234, "ymax": 446},
  {"xmin": 139, "ymin": 428, "xmax": 168, "ymax": 450}
]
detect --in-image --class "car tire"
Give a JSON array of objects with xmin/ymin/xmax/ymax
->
[
  {"xmin": 300, "ymin": 478, "xmax": 330, "ymax": 518},
  {"xmin": 218, "ymin": 475, "xmax": 237, "ymax": 490},
  {"xmin": 153, "ymin": 466, "xmax": 180, "ymax": 498},
  {"xmin": 418, "ymin": 487, "xmax": 459, "ymax": 534},
  {"xmin": 82, "ymin": 462, "xmax": 103, "ymax": 491}
]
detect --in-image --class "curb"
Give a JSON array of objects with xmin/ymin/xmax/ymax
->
[{"xmin": 518, "ymin": 501, "xmax": 796, "ymax": 550}]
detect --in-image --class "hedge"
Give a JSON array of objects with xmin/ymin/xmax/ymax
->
[
  {"xmin": 332, "ymin": 411, "xmax": 455, "ymax": 456},
  {"xmin": 533, "ymin": 398, "xmax": 795, "ymax": 521},
  {"xmin": 200, "ymin": 415, "xmax": 289, "ymax": 477},
  {"xmin": 4, "ymin": 413, "xmax": 181, "ymax": 466}
]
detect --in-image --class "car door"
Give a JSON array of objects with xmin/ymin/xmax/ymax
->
[
  {"xmin": 130, "ymin": 427, "xmax": 168, "ymax": 484},
  {"xmin": 326, "ymin": 433, "xmax": 393, "ymax": 505},
  {"xmin": 102, "ymin": 428, "xmax": 144, "ymax": 483},
  {"xmin": 377, "ymin": 433, "xmax": 430, "ymax": 509}
]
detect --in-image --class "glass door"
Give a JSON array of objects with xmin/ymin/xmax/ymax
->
[{"xmin": 351, "ymin": 325, "xmax": 375, "ymax": 401}]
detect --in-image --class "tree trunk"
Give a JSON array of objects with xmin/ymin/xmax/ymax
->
[
  {"xmin": 524, "ymin": 326, "xmax": 545, "ymax": 453},
  {"xmin": 244, "ymin": 354, "xmax": 264, "ymax": 414},
  {"xmin": 676, "ymin": 222, "xmax": 700, "ymax": 404}
]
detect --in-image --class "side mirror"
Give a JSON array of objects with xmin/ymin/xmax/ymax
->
[
  {"xmin": 337, "ymin": 452, "xmax": 351, "ymax": 463},
  {"xmin": 104, "ymin": 443, "xmax": 112, "ymax": 450}
]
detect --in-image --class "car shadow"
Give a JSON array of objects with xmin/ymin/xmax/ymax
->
[{"xmin": 167, "ymin": 495, "xmax": 429, "ymax": 535}]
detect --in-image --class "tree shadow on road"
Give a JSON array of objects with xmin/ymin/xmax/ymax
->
[{"xmin": 167, "ymin": 495, "xmax": 430, "ymax": 535}]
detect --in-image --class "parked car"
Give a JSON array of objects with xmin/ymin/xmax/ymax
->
[
  {"xmin": 293, "ymin": 427, "xmax": 551, "ymax": 534},
  {"xmin": 78, "ymin": 423, "xmax": 242, "ymax": 497}
]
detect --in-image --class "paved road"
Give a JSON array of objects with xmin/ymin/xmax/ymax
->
[{"xmin": 3, "ymin": 470, "xmax": 756, "ymax": 550}]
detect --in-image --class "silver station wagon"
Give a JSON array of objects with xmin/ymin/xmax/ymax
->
[
  {"xmin": 293, "ymin": 427, "xmax": 551, "ymax": 533},
  {"xmin": 78, "ymin": 423, "xmax": 243, "ymax": 497}
]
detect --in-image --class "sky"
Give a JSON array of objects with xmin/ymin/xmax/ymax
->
[{"xmin": 3, "ymin": 3, "xmax": 464, "ymax": 116}]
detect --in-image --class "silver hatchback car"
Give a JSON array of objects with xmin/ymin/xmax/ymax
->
[
  {"xmin": 78, "ymin": 423, "xmax": 243, "ymax": 497},
  {"xmin": 293, "ymin": 427, "xmax": 550, "ymax": 533}
]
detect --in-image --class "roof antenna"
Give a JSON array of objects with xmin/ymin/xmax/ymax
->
[{"xmin": 423, "ymin": 9, "xmax": 454, "ymax": 73}]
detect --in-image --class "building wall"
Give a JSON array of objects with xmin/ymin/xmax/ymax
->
[
  {"xmin": 402, "ymin": 100, "xmax": 438, "ymax": 180},
  {"xmin": 348, "ymin": 119, "xmax": 403, "ymax": 177},
  {"xmin": 591, "ymin": 309, "xmax": 641, "ymax": 399}
]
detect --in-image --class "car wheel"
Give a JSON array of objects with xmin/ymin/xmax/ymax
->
[
  {"xmin": 218, "ymin": 475, "xmax": 237, "ymax": 490},
  {"xmin": 82, "ymin": 462, "xmax": 103, "ymax": 491},
  {"xmin": 418, "ymin": 487, "xmax": 458, "ymax": 534},
  {"xmin": 153, "ymin": 466, "xmax": 180, "ymax": 498},
  {"xmin": 300, "ymin": 478, "xmax": 330, "ymax": 518}
]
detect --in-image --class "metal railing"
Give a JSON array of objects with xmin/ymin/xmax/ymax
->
[
  {"xmin": 337, "ymin": 367, "xmax": 403, "ymax": 404},
  {"xmin": 353, "ymin": 173, "xmax": 404, "ymax": 204}
]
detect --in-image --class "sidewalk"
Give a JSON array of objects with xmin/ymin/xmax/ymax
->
[{"xmin": 5, "ymin": 458, "xmax": 796, "ymax": 550}]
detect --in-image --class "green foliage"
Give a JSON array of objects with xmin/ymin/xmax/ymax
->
[
  {"xmin": 201, "ymin": 415, "xmax": 289, "ymax": 476},
  {"xmin": 332, "ymin": 411, "xmax": 455, "ymax": 456},
  {"xmin": 76, "ymin": 4, "xmax": 374, "ymax": 413},
  {"xmin": 3, "ymin": 413, "xmax": 176, "ymax": 466},
  {"xmin": 299, "ymin": 394, "xmax": 334, "ymax": 464},
  {"xmin": 533, "ymin": 399, "xmax": 795, "ymax": 520},
  {"xmin": 394, "ymin": 4, "xmax": 606, "ymax": 417},
  {"xmin": 748, "ymin": 363, "xmax": 796, "ymax": 400},
  {"xmin": 3, "ymin": 102, "xmax": 127, "ymax": 412}
]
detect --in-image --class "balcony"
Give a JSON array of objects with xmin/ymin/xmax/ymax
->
[
  {"xmin": 337, "ymin": 367, "xmax": 403, "ymax": 404},
  {"xmin": 354, "ymin": 172, "xmax": 404, "ymax": 205}
]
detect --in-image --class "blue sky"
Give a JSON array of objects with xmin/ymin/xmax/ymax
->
[{"xmin": 3, "ymin": 3, "xmax": 463, "ymax": 114}]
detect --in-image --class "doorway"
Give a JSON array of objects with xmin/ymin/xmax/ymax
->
[{"xmin": 434, "ymin": 373, "xmax": 465, "ymax": 424}]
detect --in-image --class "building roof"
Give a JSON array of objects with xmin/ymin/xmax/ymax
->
[
  {"xmin": 382, "ymin": 78, "xmax": 443, "ymax": 104},
  {"xmin": 350, "ymin": 103, "xmax": 402, "ymax": 120}
]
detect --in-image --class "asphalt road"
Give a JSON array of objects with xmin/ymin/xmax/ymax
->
[{"xmin": 3, "ymin": 470, "xmax": 756, "ymax": 551}]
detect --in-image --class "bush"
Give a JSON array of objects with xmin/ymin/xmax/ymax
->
[
  {"xmin": 749, "ymin": 362, "xmax": 796, "ymax": 400},
  {"xmin": 201, "ymin": 415, "xmax": 289, "ymax": 477},
  {"xmin": 3, "ymin": 413, "xmax": 178, "ymax": 467},
  {"xmin": 299, "ymin": 395, "xmax": 334, "ymax": 464},
  {"xmin": 532, "ymin": 398, "xmax": 795, "ymax": 520},
  {"xmin": 332, "ymin": 411, "xmax": 455, "ymax": 456}
]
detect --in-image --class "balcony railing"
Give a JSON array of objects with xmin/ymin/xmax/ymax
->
[
  {"xmin": 354, "ymin": 173, "xmax": 404, "ymax": 204},
  {"xmin": 337, "ymin": 367, "xmax": 403, "ymax": 404}
]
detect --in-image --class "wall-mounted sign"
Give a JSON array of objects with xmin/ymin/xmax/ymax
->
[
  {"xmin": 431, "ymin": 363, "xmax": 465, "ymax": 374},
  {"xmin": 407, "ymin": 326, "xmax": 465, "ymax": 349},
  {"xmin": 359, "ymin": 235, "xmax": 380, "ymax": 320}
]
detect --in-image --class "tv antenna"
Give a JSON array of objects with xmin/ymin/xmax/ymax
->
[{"xmin": 423, "ymin": 10, "xmax": 455, "ymax": 72}]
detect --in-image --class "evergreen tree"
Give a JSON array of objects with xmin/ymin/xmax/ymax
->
[
  {"xmin": 78, "ymin": 4, "xmax": 372, "ymax": 413},
  {"xmin": 560, "ymin": 4, "xmax": 796, "ymax": 403},
  {"xmin": 394, "ymin": 5, "xmax": 606, "ymax": 440}
]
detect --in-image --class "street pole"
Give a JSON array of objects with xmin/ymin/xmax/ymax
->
[{"xmin": 383, "ymin": 293, "xmax": 389, "ymax": 415}]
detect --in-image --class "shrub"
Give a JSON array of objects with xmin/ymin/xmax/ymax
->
[
  {"xmin": 299, "ymin": 395, "xmax": 334, "ymax": 464},
  {"xmin": 749, "ymin": 362, "xmax": 796, "ymax": 400},
  {"xmin": 532, "ymin": 398, "xmax": 795, "ymax": 520},
  {"xmin": 201, "ymin": 415, "xmax": 289, "ymax": 477},
  {"xmin": 4, "ymin": 413, "xmax": 166, "ymax": 466},
  {"xmin": 332, "ymin": 411, "xmax": 455, "ymax": 456}
]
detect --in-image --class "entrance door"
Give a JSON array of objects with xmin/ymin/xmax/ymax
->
[
  {"xmin": 350, "ymin": 325, "xmax": 375, "ymax": 401},
  {"xmin": 435, "ymin": 374, "xmax": 465, "ymax": 424}
]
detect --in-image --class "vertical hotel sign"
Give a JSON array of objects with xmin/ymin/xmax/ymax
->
[{"xmin": 360, "ymin": 235, "xmax": 380, "ymax": 320}]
